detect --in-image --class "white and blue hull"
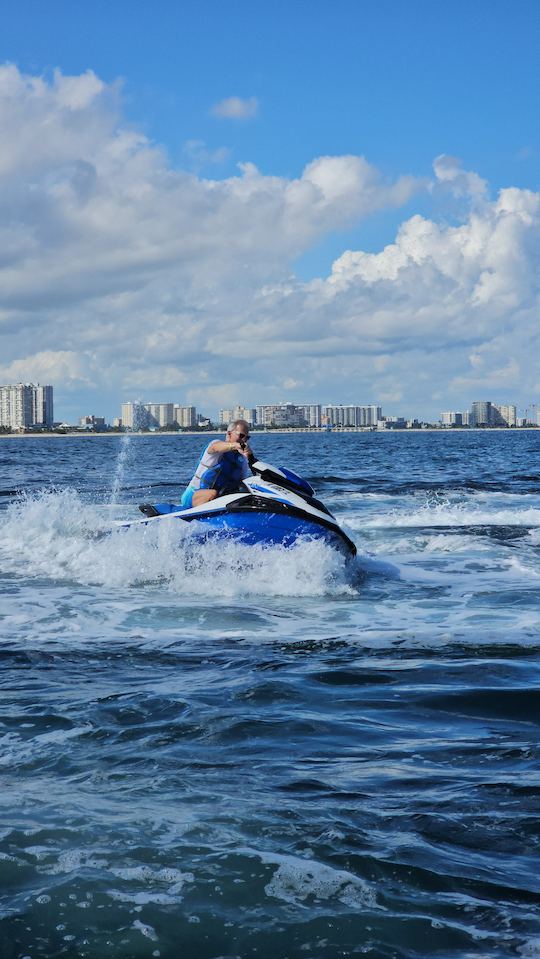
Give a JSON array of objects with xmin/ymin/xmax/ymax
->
[{"xmin": 116, "ymin": 461, "xmax": 357, "ymax": 559}]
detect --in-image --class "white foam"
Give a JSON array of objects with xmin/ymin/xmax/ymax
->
[
  {"xmin": 32, "ymin": 846, "xmax": 193, "ymax": 903},
  {"xmin": 37, "ymin": 848, "xmax": 108, "ymax": 875},
  {"xmin": 355, "ymin": 503, "xmax": 540, "ymax": 529},
  {"xmin": 107, "ymin": 865, "xmax": 194, "ymax": 905},
  {"xmin": 0, "ymin": 851, "xmax": 19, "ymax": 863},
  {"xmin": 132, "ymin": 920, "xmax": 158, "ymax": 942},
  {"xmin": 519, "ymin": 939, "xmax": 540, "ymax": 958},
  {"xmin": 24, "ymin": 846, "xmax": 53, "ymax": 860},
  {"xmin": 110, "ymin": 865, "xmax": 192, "ymax": 890},
  {"xmin": 109, "ymin": 889, "xmax": 178, "ymax": 905},
  {"xmin": 343, "ymin": 489, "xmax": 540, "ymax": 531},
  {"xmin": 422, "ymin": 533, "xmax": 485, "ymax": 553},
  {"xmin": 508, "ymin": 556, "xmax": 540, "ymax": 579},
  {"xmin": 35, "ymin": 725, "xmax": 93, "ymax": 745},
  {"xmin": 0, "ymin": 489, "xmax": 356, "ymax": 598},
  {"xmin": 362, "ymin": 532, "xmax": 491, "ymax": 558},
  {"xmin": 240, "ymin": 847, "xmax": 376, "ymax": 909}
]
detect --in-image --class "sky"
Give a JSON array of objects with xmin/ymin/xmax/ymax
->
[{"xmin": 1, "ymin": 0, "xmax": 539, "ymax": 423}]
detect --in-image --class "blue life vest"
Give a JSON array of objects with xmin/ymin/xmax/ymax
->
[{"xmin": 197, "ymin": 450, "xmax": 246, "ymax": 493}]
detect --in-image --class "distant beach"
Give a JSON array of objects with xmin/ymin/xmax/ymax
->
[{"xmin": 1, "ymin": 427, "xmax": 538, "ymax": 438}]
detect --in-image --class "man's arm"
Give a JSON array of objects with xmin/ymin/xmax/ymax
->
[{"xmin": 208, "ymin": 439, "xmax": 243, "ymax": 454}]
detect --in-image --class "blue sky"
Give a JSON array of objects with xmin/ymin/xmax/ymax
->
[
  {"xmin": 6, "ymin": 0, "xmax": 538, "ymax": 184},
  {"xmin": 1, "ymin": 0, "xmax": 539, "ymax": 421}
]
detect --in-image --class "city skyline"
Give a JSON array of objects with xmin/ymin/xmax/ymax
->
[
  {"xmin": 2, "ymin": 384, "xmax": 538, "ymax": 430},
  {"xmin": 117, "ymin": 399, "xmax": 537, "ymax": 430},
  {"xmin": 1, "ymin": 2, "xmax": 539, "ymax": 423}
]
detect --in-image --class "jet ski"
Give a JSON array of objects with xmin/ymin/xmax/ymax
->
[{"xmin": 116, "ymin": 460, "xmax": 356, "ymax": 559}]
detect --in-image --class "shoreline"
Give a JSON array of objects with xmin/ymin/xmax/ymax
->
[{"xmin": 1, "ymin": 427, "xmax": 539, "ymax": 438}]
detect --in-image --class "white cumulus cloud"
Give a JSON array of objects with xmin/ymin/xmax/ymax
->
[
  {"xmin": 211, "ymin": 96, "xmax": 259, "ymax": 119},
  {"xmin": 0, "ymin": 65, "xmax": 538, "ymax": 420},
  {"xmin": 433, "ymin": 154, "xmax": 488, "ymax": 201},
  {"xmin": 0, "ymin": 350, "xmax": 95, "ymax": 387}
]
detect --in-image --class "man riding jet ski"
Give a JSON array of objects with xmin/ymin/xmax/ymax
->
[
  {"xmin": 127, "ymin": 419, "xmax": 356, "ymax": 559},
  {"xmin": 177, "ymin": 418, "xmax": 256, "ymax": 509}
]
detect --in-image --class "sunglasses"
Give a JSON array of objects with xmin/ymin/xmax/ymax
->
[{"xmin": 235, "ymin": 431, "xmax": 249, "ymax": 439}]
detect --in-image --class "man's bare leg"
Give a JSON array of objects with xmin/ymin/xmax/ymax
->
[{"xmin": 192, "ymin": 489, "xmax": 218, "ymax": 507}]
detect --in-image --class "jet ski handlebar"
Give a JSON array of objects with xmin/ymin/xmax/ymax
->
[{"xmin": 249, "ymin": 460, "xmax": 315, "ymax": 498}]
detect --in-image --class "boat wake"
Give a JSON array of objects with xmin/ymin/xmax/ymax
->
[{"xmin": 350, "ymin": 490, "xmax": 540, "ymax": 530}]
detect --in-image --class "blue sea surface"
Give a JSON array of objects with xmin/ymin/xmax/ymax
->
[{"xmin": 0, "ymin": 430, "xmax": 539, "ymax": 958}]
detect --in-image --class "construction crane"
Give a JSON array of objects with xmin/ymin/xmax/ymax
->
[{"xmin": 521, "ymin": 403, "xmax": 538, "ymax": 425}]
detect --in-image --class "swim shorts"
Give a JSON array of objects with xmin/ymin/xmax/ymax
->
[{"xmin": 180, "ymin": 485, "xmax": 196, "ymax": 509}]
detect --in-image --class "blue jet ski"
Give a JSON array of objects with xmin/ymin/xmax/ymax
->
[{"xmin": 117, "ymin": 460, "xmax": 356, "ymax": 559}]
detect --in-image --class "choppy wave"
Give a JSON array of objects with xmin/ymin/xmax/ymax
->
[{"xmin": 348, "ymin": 491, "xmax": 540, "ymax": 530}]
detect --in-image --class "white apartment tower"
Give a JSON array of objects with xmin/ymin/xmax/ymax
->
[
  {"xmin": 121, "ymin": 402, "xmax": 147, "ymax": 430},
  {"xmin": 147, "ymin": 403, "xmax": 174, "ymax": 428},
  {"xmin": 174, "ymin": 405, "xmax": 197, "ymax": 429},
  {"xmin": 322, "ymin": 405, "xmax": 382, "ymax": 427},
  {"xmin": 255, "ymin": 404, "xmax": 307, "ymax": 428},
  {"xmin": 470, "ymin": 401, "xmax": 492, "ymax": 427},
  {"xmin": 300, "ymin": 404, "xmax": 322, "ymax": 428},
  {"xmin": 493, "ymin": 404, "xmax": 517, "ymax": 427},
  {"xmin": 121, "ymin": 401, "xmax": 198, "ymax": 429},
  {"xmin": 0, "ymin": 383, "xmax": 53, "ymax": 429},
  {"xmin": 219, "ymin": 409, "xmax": 233, "ymax": 427},
  {"xmin": 219, "ymin": 408, "xmax": 256, "ymax": 426},
  {"xmin": 233, "ymin": 406, "xmax": 256, "ymax": 426},
  {"xmin": 441, "ymin": 411, "xmax": 463, "ymax": 427}
]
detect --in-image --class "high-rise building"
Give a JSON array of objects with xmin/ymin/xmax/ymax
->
[
  {"xmin": 219, "ymin": 409, "xmax": 233, "ymax": 426},
  {"xmin": 146, "ymin": 403, "xmax": 174, "ymax": 428},
  {"xmin": 470, "ymin": 401, "xmax": 492, "ymax": 427},
  {"xmin": 493, "ymin": 404, "xmax": 517, "ymax": 427},
  {"xmin": 470, "ymin": 402, "xmax": 517, "ymax": 427},
  {"xmin": 121, "ymin": 402, "xmax": 148, "ymax": 430},
  {"xmin": 322, "ymin": 404, "xmax": 382, "ymax": 427},
  {"xmin": 255, "ymin": 404, "xmax": 307, "ymax": 427},
  {"xmin": 174, "ymin": 405, "xmax": 197, "ymax": 429},
  {"xmin": 33, "ymin": 385, "xmax": 53, "ymax": 426},
  {"xmin": 233, "ymin": 406, "xmax": 256, "ymax": 426},
  {"xmin": 299, "ymin": 404, "xmax": 322, "ymax": 427},
  {"xmin": 0, "ymin": 383, "xmax": 53, "ymax": 429},
  {"xmin": 359, "ymin": 405, "xmax": 382, "ymax": 426},
  {"xmin": 122, "ymin": 401, "xmax": 196, "ymax": 429},
  {"xmin": 441, "ymin": 411, "xmax": 463, "ymax": 426}
]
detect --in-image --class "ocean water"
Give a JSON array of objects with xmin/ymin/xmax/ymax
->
[{"xmin": 0, "ymin": 430, "xmax": 539, "ymax": 959}]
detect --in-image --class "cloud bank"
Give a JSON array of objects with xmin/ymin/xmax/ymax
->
[{"xmin": 0, "ymin": 65, "xmax": 539, "ymax": 419}]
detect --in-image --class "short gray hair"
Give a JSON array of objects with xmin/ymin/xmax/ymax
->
[{"xmin": 227, "ymin": 419, "xmax": 249, "ymax": 433}]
